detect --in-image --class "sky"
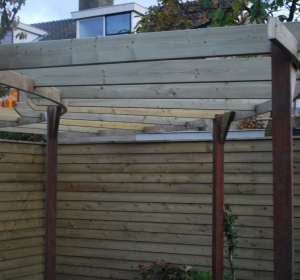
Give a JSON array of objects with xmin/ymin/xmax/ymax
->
[{"xmin": 18, "ymin": 0, "xmax": 158, "ymax": 24}]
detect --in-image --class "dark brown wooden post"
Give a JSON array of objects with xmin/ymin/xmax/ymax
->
[
  {"xmin": 46, "ymin": 105, "xmax": 61, "ymax": 280},
  {"xmin": 271, "ymin": 43, "xmax": 294, "ymax": 280},
  {"xmin": 212, "ymin": 114, "xmax": 224, "ymax": 280}
]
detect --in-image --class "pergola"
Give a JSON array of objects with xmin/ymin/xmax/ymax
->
[{"xmin": 0, "ymin": 17, "xmax": 299, "ymax": 280}]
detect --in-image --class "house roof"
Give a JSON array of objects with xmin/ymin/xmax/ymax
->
[{"xmin": 31, "ymin": 19, "xmax": 76, "ymax": 41}]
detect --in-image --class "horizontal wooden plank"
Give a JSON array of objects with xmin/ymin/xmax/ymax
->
[
  {"xmin": 60, "ymin": 119, "xmax": 151, "ymax": 130},
  {"xmin": 0, "ymin": 154, "xmax": 44, "ymax": 164},
  {"xmin": 56, "ymin": 253, "xmax": 276, "ymax": 273},
  {"xmin": 0, "ymin": 245, "xmax": 43, "ymax": 261},
  {"xmin": 14, "ymin": 274, "xmax": 44, "ymax": 280},
  {"xmin": 0, "ymin": 263, "xmax": 44, "ymax": 280},
  {"xmin": 56, "ymin": 219, "xmax": 279, "ymax": 239},
  {"xmin": 0, "ymin": 141, "xmax": 43, "ymax": 154},
  {"xmin": 57, "ymin": 192, "xmax": 277, "ymax": 204},
  {"xmin": 0, "ymin": 218, "xmax": 43, "ymax": 231},
  {"xmin": 1, "ymin": 22, "xmax": 299, "ymax": 70},
  {"xmin": 0, "ymin": 192, "xmax": 44, "ymax": 202},
  {"xmin": 56, "ymin": 172, "xmax": 284, "ymax": 184},
  {"xmin": 0, "ymin": 182, "xmax": 44, "ymax": 192},
  {"xmin": 0, "ymin": 209, "xmax": 44, "ymax": 222},
  {"xmin": 62, "ymin": 112, "xmax": 198, "ymax": 126},
  {"xmin": 56, "ymin": 264, "xmax": 137, "ymax": 280},
  {"xmin": 57, "ymin": 210, "xmax": 298, "ymax": 228},
  {"xmin": 0, "ymin": 163, "xmax": 44, "ymax": 173},
  {"xmin": 56, "ymin": 152, "xmax": 297, "ymax": 164},
  {"xmin": 18, "ymin": 58, "xmax": 272, "ymax": 87},
  {"xmin": 67, "ymin": 106, "xmax": 229, "ymax": 119},
  {"xmin": 57, "ymin": 139, "xmax": 300, "ymax": 154},
  {"xmin": 0, "ymin": 236, "xmax": 43, "ymax": 251},
  {"xmin": 0, "ymin": 255, "xmax": 43, "ymax": 270},
  {"xmin": 0, "ymin": 108, "xmax": 20, "ymax": 122},
  {"xmin": 58, "ymin": 182, "xmax": 296, "ymax": 195},
  {"xmin": 0, "ymin": 173, "xmax": 44, "ymax": 182},
  {"xmin": 65, "ymin": 98, "xmax": 267, "ymax": 111},
  {"xmin": 0, "ymin": 228, "xmax": 44, "ymax": 242},
  {"xmin": 56, "ymin": 162, "xmax": 290, "ymax": 174},
  {"xmin": 56, "ymin": 227, "xmax": 288, "ymax": 251},
  {"xmin": 0, "ymin": 201, "xmax": 43, "ymax": 212},
  {"xmin": 57, "ymin": 82, "xmax": 272, "ymax": 99},
  {"xmin": 57, "ymin": 201, "xmax": 275, "ymax": 216}
]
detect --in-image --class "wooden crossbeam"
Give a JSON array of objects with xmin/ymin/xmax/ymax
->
[
  {"xmin": 67, "ymin": 107, "xmax": 228, "ymax": 119},
  {"xmin": 58, "ymin": 135, "xmax": 137, "ymax": 143},
  {"xmin": 61, "ymin": 112, "xmax": 197, "ymax": 126},
  {"xmin": 51, "ymin": 82, "xmax": 273, "ymax": 99},
  {"xmin": 14, "ymin": 102, "xmax": 44, "ymax": 118},
  {"xmin": 0, "ymin": 22, "xmax": 299, "ymax": 70},
  {"xmin": 17, "ymin": 58, "xmax": 272, "ymax": 87},
  {"xmin": 144, "ymin": 119, "xmax": 206, "ymax": 133},
  {"xmin": 268, "ymin": 17, "xmax": 300, "ymax": 70},
  {"xmin": 98, "ymin": 129, "xmax": 142, "ymax": 137},
  {"xmin": 61, "ymin": 98, "xmax": 266, "ymax": 111},
  {"xmin": 220, "ymin": 111, "xmax": 235, "ymax": 144},
  {"xmin": 0, "ymin": 71, "xmax": 61, "ymax": 102}
]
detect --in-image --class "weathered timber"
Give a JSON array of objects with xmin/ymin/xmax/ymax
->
[
  {"xmin": 268, "ymin": 17, "xmax": 300, "ymax": 70},
  {"xmin": 220, "ymin": 111, "xmax": 235, "ymax": 144},
  {"xmin": 17, "ymin": 58, "xmax": 272, "ymax": 87},
  {"xmin": 54, "ymin": 82, "xmax": 273, "ymax": 99},
  {"xmin": 0, "ymin": 22, "xmax": 299, "ymax": 70},
  {"xmin": 271, "ymin": 42, "xmax": 294, "ymax": 279}
]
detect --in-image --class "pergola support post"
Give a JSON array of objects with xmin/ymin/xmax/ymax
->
[
  {"xmin": 46, "ymin": 105, "xmax": 61, "ymax": 280},
  {"xmin": 271, "ymin": 43, "xmax": 294, "ymax": 280},
  {"xmin": 212, "ymin": 114, "xmax": 224, "ymax": 280}
]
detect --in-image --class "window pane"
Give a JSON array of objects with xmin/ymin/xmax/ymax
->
[
  {"xmin": 1, "ymin": 30, "xmax": 13, "ymax": 45},
  {"xmin": 80, "ymin": 18, "xmax": 103, "ymax": 38},
  {"xmin": 106, "ymin": 13, "xmax": 130, "ymax": 36}
]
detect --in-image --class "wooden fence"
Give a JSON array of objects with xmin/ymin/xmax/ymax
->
[
  {"xmin": 0, "ymin": 140, "xmax": 45, "ymax": 280},
  {"xmin": 55, "ymin": 137, "xmax": 300, "ymax": 280},
  {"xmin": 0, "ymin": 138, "xmax": 299, "ymax": 280}
]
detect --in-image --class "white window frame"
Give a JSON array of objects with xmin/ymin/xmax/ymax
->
[{"xmin": 77, "ymin": 16, "xmax": 105, "ymax": 38}]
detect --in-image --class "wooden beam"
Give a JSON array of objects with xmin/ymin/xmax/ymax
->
[
  {"xmin": 58, "ymin": 135, "xmax": 136, "ymax": 143},
  {"xmin": 58, "ymin": 131, "xmax": 99, "ymax": 139},
  {"xmin": 45, "ymin": 106, "xmax": 61, "ymax": 280},
  {"xmin": 60, "ymin": 119, "xmax": 151, "ymax": 130},
  {"xmin": 271, "ymin": 42, "xmax": 294, "ymax": 280},
  {"xmin": 0, "ymin": 71, "xmax": 66, "ymax": 112},
  {"xmin": 212, "ymin": 114, "xmax": 224, "ymax": 280},
  {"xmin": 17, "ymin": 58, "xmax": 272, "ymax": 87},
  {"xmin": 0, "ymin": 108, "xmax": 20, "ymax": 122},
  {"xmin": 0, "ymin": 114, "xmax": 46, "ymax": 128},
  {"xmin": 144, "ymin": 119, "xmax": 206, "ymax": 133},
  {"xmin": 14, "ymin": 102, "xmax": 44, "ymax": 118},
  {"xmin": 220, "ymin": 111, "xmax": 235, "ymax": 144},
  {"xmin": 0, "ymin": 22, "xmax": 299, "ymax": 70},
  {"xmin": 255, "ymin": 100, "xmax": 272, "ymax": 115},
  {"xmin": 67, "ymin": 107, "xmax": 227, "ymax": 119},
  {"xmin": 98, "ymin": 129, "xmax": 141, "ymax": 137},
  {"xmin": 62, "ymin": 112, "xmax": 197, "ymax": 126},
  {"xmin": 53, "ymin": 82, "xmax": 273, "ymax": 99},
  {"xmin": 268, "ymin": 17, "xmax": 300, "ymax": 70},
  {"xmin": 64, "ymin": 98, "xmax": 265, "ymax": 111}
]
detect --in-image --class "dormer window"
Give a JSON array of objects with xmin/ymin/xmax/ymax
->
[
  {"xmin": 78, "ymin": 11, "xmax": 131, "ymax": 38},
  {"xmin": 73, "ymin": 3, "xmax": 146, "ymax": 39},
  {"xmin": 79, "ymin": 17, "xmax": 104, "ymax": 38},
  {"xmin": 106, "ymin": 12, "xmax": 131, "ymax": 36}
]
